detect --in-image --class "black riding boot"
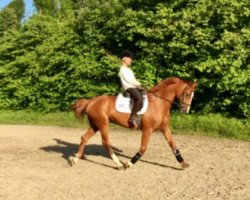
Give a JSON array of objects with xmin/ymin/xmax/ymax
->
[{"xmin": 128, "ymin": 101, "xmax": 142, "ymax": 126}]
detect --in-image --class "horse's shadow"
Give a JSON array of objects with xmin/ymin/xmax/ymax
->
[
  {"xmin": 41, "ymin": 138, "xmax": 112, "ymax": 159},
  {"xmin": 40, "ymin": 138, "xmax": 183, "ymax": 170}
]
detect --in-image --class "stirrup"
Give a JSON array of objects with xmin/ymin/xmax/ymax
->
[{"xmin": 128, "ymin": 116, "xmax": 138, "ymax": 126}]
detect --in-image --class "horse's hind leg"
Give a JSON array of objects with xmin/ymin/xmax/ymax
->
[
  {"xmin": 99, "ymin": 125, "xmax": 124, "ymax": 170},
  {"xmin": 70, "ymin": 126, "xmax": 98, "ymax": 166}
]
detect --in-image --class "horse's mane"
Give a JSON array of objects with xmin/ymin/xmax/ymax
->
[{"xmin": 149, "ymin": 77, "xmax": 181, "ymax": 93}]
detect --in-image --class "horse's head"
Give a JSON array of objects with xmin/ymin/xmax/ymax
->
[
  {"xmin": 177, "ymin": 80, "xmax": 198, "ymax": 114},
  {"xmin": 149, "ymin": 77, "xmax": 198, "ymax": 113}
]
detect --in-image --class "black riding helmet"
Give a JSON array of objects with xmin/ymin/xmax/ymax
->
[{"xmin": 121, "ymin": 50, "xmax": 133, "ymax": 59}]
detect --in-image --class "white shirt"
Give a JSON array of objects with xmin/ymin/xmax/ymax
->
[{"xmin": 118, "ymin": 65, "xmax": 141, "ymax": 90}]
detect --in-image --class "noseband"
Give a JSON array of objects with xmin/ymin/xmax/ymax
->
[{"xmin": 178, "ymin": 86, "xmax": 193, "ymax": 109}]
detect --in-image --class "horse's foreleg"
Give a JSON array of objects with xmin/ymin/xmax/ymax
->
[
  {"xmin": 124, "ymin": 129, "xmax": 152, "ymax": 169},
  {"xmin": 100, "ymin": 126, "xmax": 124, "ymax": 170},
  {"xmin": 163, "ymin": 128, "xmax": 189, "ymax": 168},
  {"xmin": 70, "ymin": 127, "xmax": 97, "ymax": 166}
]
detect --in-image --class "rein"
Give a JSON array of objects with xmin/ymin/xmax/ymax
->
[
  {"xmin": 148, "ymin": 92, "xmax": 174, "ymax": 105},
  {"xmin": 148, "ymin": 92, "xmax": 181, "ymax": 108},
  {"xmin": 148, "ymin": 87, "xmax": 192, "ymax": 108}
]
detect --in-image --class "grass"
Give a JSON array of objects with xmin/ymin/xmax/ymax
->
[
  {"xmin": 0, "ymin": 110, "xmax": 249, "ymax": 141},
  {"xmin": 0, "ymin": 110, "xmax": 84, "ymax": 128},
  {"xmin": 171, "ymin": 113, "xmax": 250, "ymax": 141}
]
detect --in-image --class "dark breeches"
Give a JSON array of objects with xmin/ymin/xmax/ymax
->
[{"xmin": 126, "ymin": 88, "xmax": 143, "ymax": 114}]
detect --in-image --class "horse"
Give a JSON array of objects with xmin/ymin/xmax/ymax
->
[{"xmin": 70, "ymin": 77, "xmax": 198, "ymax": 169}]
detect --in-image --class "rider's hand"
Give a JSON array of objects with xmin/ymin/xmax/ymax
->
[{"xmin": 137, "ymin": 84, "xmax": 146, "ymax": 90}]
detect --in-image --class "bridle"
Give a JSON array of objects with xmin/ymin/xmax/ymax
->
[
  {"xmin": 148, "ymin": 85, "xmax": 193, "ymax": 109},
  {"xmin": 178, "ymin": 87, "xmax": 194, "ymax": 109}
]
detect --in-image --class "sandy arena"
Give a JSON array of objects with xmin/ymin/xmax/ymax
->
[{"xmin": 0, "ymin": 125, "xmax": 249, "ymax": 200}]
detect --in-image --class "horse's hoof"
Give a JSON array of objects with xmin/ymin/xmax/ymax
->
[
  {"xmin": 181, "ymin": 161, "xmax": 190, "ymax": 169},
  {"xmin": 69, "ymin": 156, "xmax": 78, "ymax": 167},
  {"xmin": 124, "ymin": 163, "xmax": 130, "ymax": 169},
  {"xmin": 69, "ymin": 158, "xmax": 75, "ymax": 167},
  {"xmin": 68, "ymin": 158, "xmax": 74, "ymax": 167},
  {"xmin": 116, "ymin": 165, "xmax": 125, "ymax": 170},
  {"xmin": 121, "ymin": 161, "xmax": 133, "ymax": 169}
]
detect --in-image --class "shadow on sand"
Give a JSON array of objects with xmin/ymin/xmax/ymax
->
[{"xmin": 40, "ymin": 138, "xmax": 183, "ymax": 170}]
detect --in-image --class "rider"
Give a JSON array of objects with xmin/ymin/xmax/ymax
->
[{"xmin": 118, "ymin": 50, "xmax": 143, "ymax": 126}]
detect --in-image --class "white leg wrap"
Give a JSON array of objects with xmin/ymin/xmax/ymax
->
[
  {"xmin": 111, "ymin": 154, "xmax": 122, "ymax": 166},
  {"xmin": 72, "ymin": 153, "xmax": 79, "ymax": 163},
  {"xmin": 127, "ymin": 161, "xmax": 133, "ymax": 167}
]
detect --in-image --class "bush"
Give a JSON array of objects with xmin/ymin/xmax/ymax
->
[{"xmin": 0, "ymin": 0, "xmax": 249, "ymax": 118}]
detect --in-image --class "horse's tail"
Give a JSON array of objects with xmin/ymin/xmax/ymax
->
[{"xmin": 70, "ymin": 98, "xmax": 89, "ymax": 119}]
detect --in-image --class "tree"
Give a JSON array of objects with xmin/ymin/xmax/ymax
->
[
  {"xmin": 8, "ymin": 0, "xmax": 25, "ymax": 21},
  {"xmin": 34, "ymin": 0, "xmax": 59, "ymax": 15},
  {"xmin": 0, "ymin": 0, "xmax": 25, "ymax": 36},
  {"xmin": 0, "ymin": 0, "xmax": 249, "ymax": 118},
  {"xmin": 34, "ymin": 0, "xmax": 74, "ymax": 17}
]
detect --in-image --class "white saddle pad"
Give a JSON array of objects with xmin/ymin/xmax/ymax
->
[{"xmin": 115, "ymin": 93, "xmax": 148, "ymax": 114}]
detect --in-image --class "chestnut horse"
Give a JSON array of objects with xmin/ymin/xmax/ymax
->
[{"xmin": 70, "ymin": 77, "xmax": 198, "ymax": 169}]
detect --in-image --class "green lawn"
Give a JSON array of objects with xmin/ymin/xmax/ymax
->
[{"xmin": 0, "ymin": 110, "xmax": 249, "ymax": 141}]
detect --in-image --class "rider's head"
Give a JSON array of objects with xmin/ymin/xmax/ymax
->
[{"xmin": 121, "ymin": 50, "xmax": 133, "ymax": 66}]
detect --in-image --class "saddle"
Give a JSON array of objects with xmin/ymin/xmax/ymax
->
[{"xmin": 115, "ymin": 90, "xmax": 148, "ymax": 114}]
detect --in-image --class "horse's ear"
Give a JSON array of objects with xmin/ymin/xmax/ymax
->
[{"xmin": 193, "ymin": 79, "xmax": 198, "ymax": 88}]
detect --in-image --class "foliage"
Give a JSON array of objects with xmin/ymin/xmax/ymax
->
[
  {"xmin": 0, "ymin": 0, "xmax": 25, "ymax": 36},
  {"xmin": 0, "ymin": 0, "xmax": 249, "ymax": 118},
  {"xmin": 34, "ymin": 0, "xmax": 74, "ymax": 16},
  {"xmin": 34, "ymin": 0, "xmax": 60, "ymax": 15},
  {"xmin": 0, "ymin": 13, "xmax": 120, "ymax": 111},
  {"xmin": 8, "ymin": 0, "xmax": 25, "ymax": 20}
]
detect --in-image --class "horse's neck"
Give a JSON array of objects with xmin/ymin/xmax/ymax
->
[{"xmin": 149, "ymin": 84, "xmax": 177, "ymax": 102}]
